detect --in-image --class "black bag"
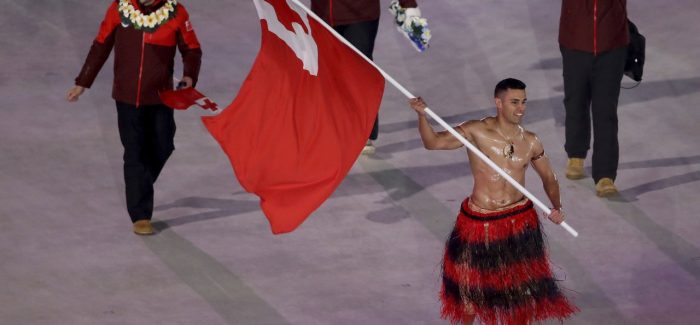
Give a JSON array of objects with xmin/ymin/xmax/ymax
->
[{"xmin": 624, "ymin": 20, "xmax": 645, "ymax": 82}]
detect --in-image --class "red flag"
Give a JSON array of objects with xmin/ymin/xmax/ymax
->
[
  {"xmin": 159, "ymin": 88, "xmax": 220, "ymax": 111},
  {"xmin": 201, "ymin": 0, "xmax": 385, "ymax": 234}
]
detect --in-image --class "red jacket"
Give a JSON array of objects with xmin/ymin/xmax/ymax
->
[
  {"xmin": 311, "ymin": 0, "xmax": 417, "ymax": 26},
  {"xmin": 559, "ymin": 0, "xmax": 629, "ymax": 55},
  {"xmin": 75, "ymin": 0, "xmax": 202, "ymax": 106}
]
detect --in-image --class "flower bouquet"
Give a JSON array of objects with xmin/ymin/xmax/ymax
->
[{"xmin": 388, "ymin": 0, "xmax": 431, "ymax": 52}]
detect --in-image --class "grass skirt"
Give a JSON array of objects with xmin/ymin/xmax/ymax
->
[{"xmin": 440, "ymin": 198, "xmax": 577, "ymax": 325}]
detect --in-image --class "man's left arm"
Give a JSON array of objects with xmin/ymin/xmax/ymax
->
[
  {"xmin": 175, "ymin": 6, "xmax": 202, "ymax": 88},
  {"xmin": 529, "ymin": 135, "xmax": 565, "ymax": 224}
]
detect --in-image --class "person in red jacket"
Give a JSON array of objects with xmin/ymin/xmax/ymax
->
[
  {"xmin": 559, "ymin": 0, "xmax": 629, "ymax": 197},
  {"xmin": 66, "ymin": 0, "xmax": 202, "ymax": 235},
  {"xmin": 311, "ymin": 0, "xmax": 419, "ymax": 154}
]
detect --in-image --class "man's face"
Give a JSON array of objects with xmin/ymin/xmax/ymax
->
[{"xmin": 495, "ymin": 89, "xmax": 527, "ymax": 124}]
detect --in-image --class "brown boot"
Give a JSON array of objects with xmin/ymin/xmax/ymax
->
[
  {"xmin": 133, "ymin": 220, "xmax": 155, "ymax": 235},
  {"xmin": 565, "ymin": 158, "xmax": 585, "ymax": 180},
  {"xmin": 595, "ymin": 178, "xmax": 618, "ymax": 197}
]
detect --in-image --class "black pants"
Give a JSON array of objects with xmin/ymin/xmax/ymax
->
[
  {"xmin": 116, "ymin": 102, "xmax": 176, "ymax": 222},
  {"xmin": 561, "ymin": 46, "xmax": 626, "ymax": 183},
  {"xmin": 334, "ymin": 19, "xmax": 380, "ymax": 140}
]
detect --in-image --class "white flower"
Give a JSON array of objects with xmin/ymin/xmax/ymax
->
[
  {"xmin": 134, "ymin": 15, "xmax": 144, "ymax": 28},
  {"xmin": 156, "ymin": 9, "xmax": 169, "ymax": 22},
  {"xmin": 144, "ymin": 13, "xmax": 158, "ymax": 28}
]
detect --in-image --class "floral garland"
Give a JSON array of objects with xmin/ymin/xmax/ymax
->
[{"xmin": 118, "ymin": 0, "xmax": 177, "ymax": 32}]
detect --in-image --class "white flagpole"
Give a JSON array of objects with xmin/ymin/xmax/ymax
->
[{"xmin": 289, "ymin": 0, "xmax": 578, "ymax": 237}]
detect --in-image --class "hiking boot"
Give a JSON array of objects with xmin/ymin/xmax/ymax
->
[
  {"xmin": 595, "ymin": 178, "xmax": 618, "ymax": 197},
  {"xmin": 565, "ymin": 158, "xmax": 585, "ymax": 180},
  {"xmin": 133, "ymin": 220, "xmax": 155, "ymax": 236}
]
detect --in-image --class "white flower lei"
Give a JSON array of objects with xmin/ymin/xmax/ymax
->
[{"xmin": 118, "ymin": 0, "xmax": 177, "ymax": 31}]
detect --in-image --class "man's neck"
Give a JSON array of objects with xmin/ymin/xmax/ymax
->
[{"xmin": 495, "ymin": 117, "xmax": 519, "ymax": 135}]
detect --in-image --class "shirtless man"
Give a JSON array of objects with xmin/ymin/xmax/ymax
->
[{"xmin": 409, "ymin": 78, "xmax": 576, "ymax": 325}]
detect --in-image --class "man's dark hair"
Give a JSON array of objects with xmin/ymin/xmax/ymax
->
[{"xmin": 494, "ymin": 78, "xmax": 526, "ymax": 98}]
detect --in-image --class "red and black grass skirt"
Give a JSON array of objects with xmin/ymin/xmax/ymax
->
[{"xmin": 440, "ymin": 198, "xmax": 577, "ymax": 325}]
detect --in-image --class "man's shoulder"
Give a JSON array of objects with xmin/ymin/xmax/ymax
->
[
  {"xmin": 458, "ymin": 118, "xmax": 488, "ymax": 133},
  {"xmin": 464, "ymin": 117, "xmax": 490, "ymax": 127},
  {"xmin": 523, "ymin": 129, "xmax": 539, "ymax": 141},
  {"xmin": 522, "ymin": 129, "xmax": 545, "ymax": 153},
  {"xmin": 170, "ymin": 2, "xmax": 192, "ymax": 24}
]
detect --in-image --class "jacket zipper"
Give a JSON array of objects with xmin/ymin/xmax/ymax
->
[
  {"xmin": 593, "ymin": 0, "xmax": 598, "ymax": 55},
  {"xmin": 329, "ymin": 0, "xmax": 334, "ymax": 26},
  {"xmin": 135, "ymin": 32, "xmax": 146, "ymax": 107}
]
